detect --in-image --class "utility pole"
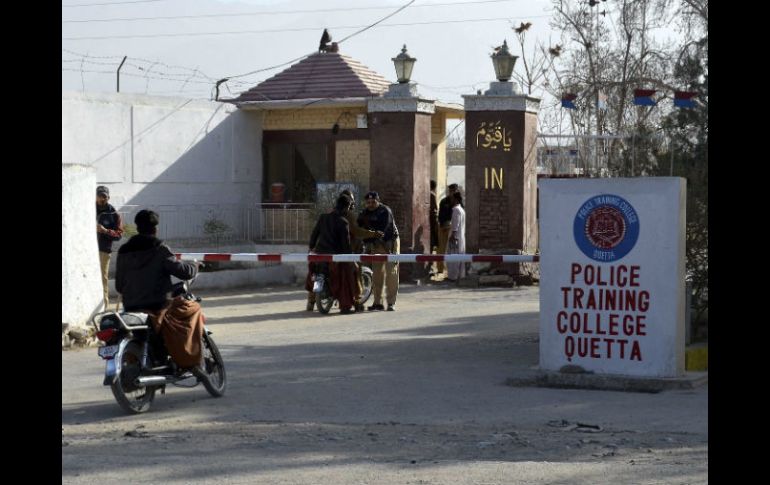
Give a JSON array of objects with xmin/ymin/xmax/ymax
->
[
  {"xmin": 588, "ymin": 0, "xmax": 606, "ymax": 176},
  {"xmin": 116, "ymin": 56, "xmax": 127, "ymax": 93},
  {"xmin": 215, "ymin": 78, "xmax": 229, "ymax": 101}
]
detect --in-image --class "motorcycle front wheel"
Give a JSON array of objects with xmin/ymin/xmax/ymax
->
[
  {"xmin": 199, "ymin": 332, "xmax": 227, "ymax": 397},
  {"xmin": 111, "ymin": 341, "xmax": 155, "ymax": 414},
  {"xmin": 360, "ymin": 266, "xmax": 373, "ymax": 305}
]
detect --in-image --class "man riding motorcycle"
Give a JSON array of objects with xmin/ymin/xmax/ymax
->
[{"xmin": 115, "ymin": 209, "xmax": 207, "ymax": 380}]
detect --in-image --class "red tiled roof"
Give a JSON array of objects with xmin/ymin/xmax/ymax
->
[{"xmin": 233, "ymin": 51, "xmax": 391, "ymax": 102}]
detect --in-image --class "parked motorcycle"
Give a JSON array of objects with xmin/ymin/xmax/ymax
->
[
  {"xmin": 92, "ymin": 271, "xmax": 226, "ymax": 414},
  {"xmin": 312, "ymin": 262, "xmax": 373, "ymax": 314}
]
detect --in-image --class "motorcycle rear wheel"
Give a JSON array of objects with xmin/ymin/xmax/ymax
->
[
  {"xmin": 199, "ymin": 332, "xmax": 227, "ymax": 397},
  {"xmin": 111, "ymin": 341, "xmax": 156, "ymax": 414},
  {"xmin": 360, "ymin": 266, "xmax": 373, "ymax": 305},
  {"xmin": 316, "ymin": 284, "xmax": 334, "ymax": 314}
]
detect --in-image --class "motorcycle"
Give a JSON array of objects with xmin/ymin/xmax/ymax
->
[
  {"xmin": 312, "ymin": 262, "xmax": 373, "ymax": 314},
  {"xmin": 92, "ymin": 271, "xmax": 226, "ymax": 414}
]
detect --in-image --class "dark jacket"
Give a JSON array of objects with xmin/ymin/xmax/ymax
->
[
  {"xmin": 345, "ymin": 210, "xmax": 378, "ymax": 253},
  {"xmin": 429, "ymin": 191, "xmax": 439, "ymax": 247},
  {"xmin": 97, "ymin": 203, "xmax": 124, "ymax": 253},
  {"xmin": 358, "ymin": 204, "xmax": 399, "ymax": 243},
  {"xmin": 116, "ymin": 234, "xmax": 198, "ymax": 311},
  {"xmin": 438, "ymin": 196, "xmax": 453, "ymax": 226},
  {"xmin": 309, "ymin": 211, "xmax": 352, "ymax": 254}
]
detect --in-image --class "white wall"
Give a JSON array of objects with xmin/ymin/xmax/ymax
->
[
  {"xmin": 538, "ymin": 177, "xmax": 686, "ymax": 378},
  {"xmin": 62, "ymin": 164, "xmax": 103, "ymax": 328},
  {"xmin": 62, "ymin": 91, "xmax": 263, "ymax": 235}
]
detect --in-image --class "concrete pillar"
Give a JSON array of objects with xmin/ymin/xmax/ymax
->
[
  {"xmin": 463, "ymin": 82, "xmax": 540, "ymax": 276},
  {"xmin": 367, "ymin": 83, "xmax": 434, "ymax": 280},
  {"xmin": 62, "ymin": 163, "xmax": 104, "ymax": 329}
]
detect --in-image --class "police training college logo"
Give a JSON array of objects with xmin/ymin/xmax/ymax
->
[{"xmin": 573, "ymin": 194, "xmax": 640, "ymax": 262}]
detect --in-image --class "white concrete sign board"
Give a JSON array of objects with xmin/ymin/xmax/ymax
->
[{"xmin": 538, "ymin": 177, "xmax": 686, "ymax": 377}]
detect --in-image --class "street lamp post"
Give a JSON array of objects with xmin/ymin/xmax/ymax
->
[
  {"xmin": 392, "ymin": 45, "xmax": 416, "ymax": 84},
  {"xmin": 490, "ymin": 40, "xmax": 517, "ymax": 82}
]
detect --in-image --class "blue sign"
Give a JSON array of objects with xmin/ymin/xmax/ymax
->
[{"xmin": 573, "ymin": 194, "xmax": 640, "ymax": 262}]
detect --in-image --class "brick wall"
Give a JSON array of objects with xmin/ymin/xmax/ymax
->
[
  {"xmin": 264, "ymin": 108, "xmax": 366, "ymax": 130},
  {"xmin": 464, "ymin": 109, "xmax": 538, "ymax": 255},
  {"xmin": 335, "ymin": 140, "xmax": 371, "ymax": 190},
  {"xmin": 478, "ymin": 190, "xmax": 511, "ymax": 249},
  {"xmin": 431, "ymin": 112, "xmax": 447, "ymax": 195}
]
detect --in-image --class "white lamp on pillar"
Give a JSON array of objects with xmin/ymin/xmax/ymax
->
[
  {"xmin": 392, "ymin": 45, "xmax": 416, "ymax": 84},
  {"xmin": 491, "ymin": 40, "xmax": 517, "ymax": 82}
]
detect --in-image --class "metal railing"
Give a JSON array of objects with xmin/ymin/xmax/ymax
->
[
  {"xmin": 116, "ymin": 203, "xmax": 316, "ymax": 246},
  {"xmin": 249, "ymin": 203, "xmax": 316, "ymax": 244}
]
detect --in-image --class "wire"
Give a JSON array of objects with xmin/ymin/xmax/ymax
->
[
  {"xmin": 62, "ymin": 0, "xmax": 166, "ymax": 7},
  {"xmin": 62, "ymin": 67, "xmax": 216, "ymax": 85},
  {"xmin": 442, "ymin": 119, "xmax": 466, "ymax": 144},
  {"xmin": 63, "ymin": 0, "xmax": 520, "ymax": 23},
  {"xmin": 63, "ymin": 16, "xmax": 530, "ymax": 41},
  {"xmin": 225, "ymin": 0, "xmax": 415, "ymax": 81},
  {"xmin": 61, "ymin": 48, "xmax": 125, "ymax": 59},
  {"xmin": 63, "ymin": 48, "xmax": 220, "ymax": 83},
  {"xmin": 338, "ymin": 0, "xmax": 414, "ymax": 44}
]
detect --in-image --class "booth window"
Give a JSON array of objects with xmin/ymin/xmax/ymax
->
[{"xmin": 264, "ymin": 143, "xmax": 332, "ymax": 202}]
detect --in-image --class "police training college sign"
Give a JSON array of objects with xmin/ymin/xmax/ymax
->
[{"xmin": 539, "ymin": 177, "xmax": 686, "ymax": 377}]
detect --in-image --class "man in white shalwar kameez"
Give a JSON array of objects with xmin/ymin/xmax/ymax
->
[{"xmin": 447, "ymin": 192, "xmax": 466, "ymax": 281}]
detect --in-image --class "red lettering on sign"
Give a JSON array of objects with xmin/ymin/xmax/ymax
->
[
  {"xmin": 570, "ymin": 263, "xmax": 582, "ymax": 284},
  {"xmin": 559, "ymin": 263, "xmax": 648, "ymax": 364},
  {"xmin": 557, "ymin": 311, "xmax": 568, "ymax": 333},
  {"xmin": 561, "ymin": 337, "xmax": 643, "ymax": 361},
  {"xmin": 572, "ymin": 288, "xmax": 584, "ymax": 309},
  {"xmin": 568, "ymin": 264, "xmax": 643, "ymax": 288},
  {"xmin": 629, "ymin": 266, "xmax": 640, "ymax": 287},
  {"xmin": 639, "ymin": 291, "xmax": 650, "ymax": 312}
]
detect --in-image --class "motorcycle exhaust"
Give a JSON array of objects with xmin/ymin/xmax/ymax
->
[
  {"xmin": 135, "ymin": 371, "xmax": 196, "ymax": 387},
  {"xmin": 135, "ymin": 376, "xmax": 173, "ymax": 387}
]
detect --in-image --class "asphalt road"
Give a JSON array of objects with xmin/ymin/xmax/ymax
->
[{"xmin": 62, "ymin": 283, "xmax": 707, "ymax": 484}]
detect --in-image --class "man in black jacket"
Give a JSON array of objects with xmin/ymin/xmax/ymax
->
[
  {"xmin": 96, "ymin": 186, "xmax": 123, "ymax": 311},
  {"xmin": 116, "ymin": 210, "xmax": 198, "ymax": 311},
  {"xmin": 358, "ymin": 191, "xmax": 400, "ymax": 311},
  {"xmin": 306, "ymin": 195, "xmax": 357, "ymax": 313},
  {"xmin": 116, "ymin": 210, "xmax": 206, "ymax": 374}
]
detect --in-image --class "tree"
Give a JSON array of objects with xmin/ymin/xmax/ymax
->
[
  {"xmin": 656, "ymin": 0, "xmax": 708, "ymax": 329},
  {"xmin": 544, "ymin": 0, "xmax": 684, "ymax": 175},
  {"xmin": 541, "ymin": 0, "xmax": 708, "ymax": 331},
  {"xmin": 203, "ymin": 210, "xmax": 231, "ymax": 247}
]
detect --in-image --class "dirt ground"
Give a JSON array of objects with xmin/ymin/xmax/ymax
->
[{"xmin": 62, "ymin": 284, "xmax": 707, "ymax": 484}]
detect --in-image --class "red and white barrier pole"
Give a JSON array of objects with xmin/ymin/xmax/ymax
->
[{"xmin": 175, "ymin": 253, "xmax": 539, "ymax": 263}]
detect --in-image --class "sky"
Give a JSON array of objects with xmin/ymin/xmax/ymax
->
[{"xmin": 61, "ymin": 0, "xmax": 558, "ymax": 106}]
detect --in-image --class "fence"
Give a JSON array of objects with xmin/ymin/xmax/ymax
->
[
  {"xmin": 536, "ymin": 134, "xmax": 630, "ymax": 177},
  {"xmin": 117, "ymin": 203, "xmax": 316, "ymax": 246}
]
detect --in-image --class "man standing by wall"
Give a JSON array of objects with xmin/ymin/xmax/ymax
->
[
  {"xmin": 429, "ymin": 180, "xmax": 439, "ymax": 277},
  {"xmin": 96, "ymin": 185, "xmax": 123, "ymax": 311},
  {"xmin": 437, "ymin": 183, "xmax": 459, "ymax": 278},
  {"xmin": 358, "ymin": 191, "xmax": 400, "ymax": 311}
]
